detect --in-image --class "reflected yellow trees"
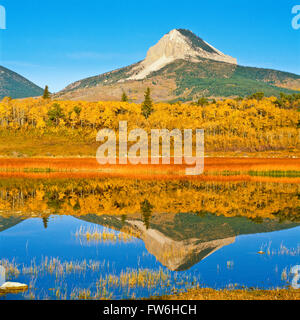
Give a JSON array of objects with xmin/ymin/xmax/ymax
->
[{"xmin": 0, "ymin": 177, "xmax": 298, "ymax": 222}]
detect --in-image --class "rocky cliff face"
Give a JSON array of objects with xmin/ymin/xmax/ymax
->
[{"xmin": 128, "ymin": 29, "xmax": 237, "ymax": 80}]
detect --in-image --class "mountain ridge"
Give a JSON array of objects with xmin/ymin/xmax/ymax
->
[{"xmin": 57, "ymin": 29, "xmax": 300, "ymax": 102}]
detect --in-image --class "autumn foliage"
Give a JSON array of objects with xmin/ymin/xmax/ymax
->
[{"xmin": 0, "ymin": 95, "xmax": 299, "ymax": 153}]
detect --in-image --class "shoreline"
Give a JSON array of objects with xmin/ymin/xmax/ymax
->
[{"xmin": 151, "ymin": 288, "xmax": 300, "ymax": 300}]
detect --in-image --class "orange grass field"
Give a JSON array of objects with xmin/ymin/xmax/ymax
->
[
  {"xmin": 0, "ymin": 157, "xmax": 298, "ymax": 171},
  {"xmin": 0, "ymin": 157, "xmax": 298, "ymax": 182}
]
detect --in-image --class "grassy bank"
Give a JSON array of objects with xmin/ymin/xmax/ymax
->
[
  {"xmin": 0, "ymin": 132, "xmax": 299, "ymax": 159},
  {"xmin": 155, "ymin": 288, "xmax": 300, "ymax": 300}
]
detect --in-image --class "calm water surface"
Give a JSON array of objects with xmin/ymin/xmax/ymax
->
[{"xmin": 0, "ymin": 176, "xmax": 299, "ymax": 299}]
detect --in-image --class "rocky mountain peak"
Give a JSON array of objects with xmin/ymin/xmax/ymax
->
[{"xmin": 128, "ymin": 29, "xmax": 237, "ymax": 80}]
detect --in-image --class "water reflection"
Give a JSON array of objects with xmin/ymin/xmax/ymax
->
[
  {"xmin": 0, "ymin": 176, "xmax": 299, "ymax": 299},
  {"xmin": 0, "ymin": 177, "xmax": 298, "ymax": 221}
]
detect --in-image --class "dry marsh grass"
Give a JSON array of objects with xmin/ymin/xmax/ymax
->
[
  {"xmin": 155, "ymin": 287, "xmax": 300, "ymax": 300},
  {"xmin": 75, "ymin": 226, "xmax": 138, "ymax": 243}
]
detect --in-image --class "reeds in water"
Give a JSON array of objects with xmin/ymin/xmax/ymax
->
[{"xmin": 75, "ymin": 226, "xmax": 137, "ymax": 243}]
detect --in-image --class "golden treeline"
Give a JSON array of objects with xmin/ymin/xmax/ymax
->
[
  {"xmin": 0, "ymin": 96, "xmax": 299, "ymax": 152},
  {"xmin": 0, "ymin": 178, "xmax": 298, "ymax": 221}
]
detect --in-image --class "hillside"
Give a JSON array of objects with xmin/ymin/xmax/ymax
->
[
  {"xmin": 57, "ymin": 29, "xmax": 300, "ymax": 102},
  {"xmin": 0, "ymin": 65, "xmax": 44, "ymax": 99}
]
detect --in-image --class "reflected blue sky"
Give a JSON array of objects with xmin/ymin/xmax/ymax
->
[{"xmin": 1, "ymin": 215, "xmax": 299, "ymax": 299}]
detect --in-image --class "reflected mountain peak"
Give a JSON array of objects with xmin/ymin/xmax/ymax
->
[
  {"xmin": 78, "ymin": 212, "xmax": 300, "ymax": 271},
  {"xmin": 127, "ymin": 219, "xmax": 236, "ymax": 271}
]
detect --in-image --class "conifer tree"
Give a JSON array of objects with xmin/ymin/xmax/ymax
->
[
  {"xmin": 42, "ymin": 217, "xmax": 49, "ymax": 229},
  {"xmin": 43, "ymin": 85, "xmax": 50, "ymax": 99},
  {"xmin": 142, "ymin": 88, "xmax": 154, "ymax": 119},
  {"xmin": 140, "ymin": 199, "xmax": 153, "ymax": 230},
  {"xmin": 121, "ymin": 91, "xmax": 128, "ymax": 102}
]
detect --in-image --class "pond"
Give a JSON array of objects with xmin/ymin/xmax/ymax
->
[{"xmin": 0, "ymin": 176, "xmax": 299, "ymax": 299}]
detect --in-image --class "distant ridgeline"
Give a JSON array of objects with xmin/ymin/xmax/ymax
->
[{"xmin": 157, "ymin": 59, "xmax": 300, "ymax": 101}]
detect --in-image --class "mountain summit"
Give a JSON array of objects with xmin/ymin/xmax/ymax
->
[
  {"xmin": 127, "ymin": 29, "xmax": 237, "ymax": 80},
  {"xmin": 57, "ymin": 29, "xmax": 300, "ymax": 102}
]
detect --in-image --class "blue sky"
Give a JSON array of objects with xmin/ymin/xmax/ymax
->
[{"xmin": 0, "ymin": 0, "xmax": 299, "ymax": 92}]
